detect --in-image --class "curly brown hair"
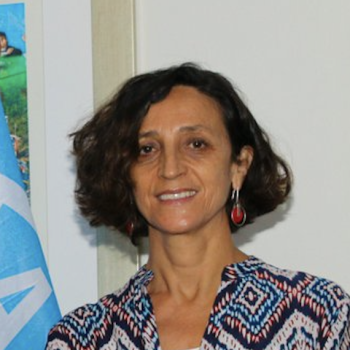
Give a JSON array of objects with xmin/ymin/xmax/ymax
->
[{"xmin": 72, "ymin": 63, "xmax": 292, "ymax": 244}]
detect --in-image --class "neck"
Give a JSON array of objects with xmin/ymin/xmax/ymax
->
[{"xmin": 146, "ymin": 224, "xmax": 247, "ymax": 300}]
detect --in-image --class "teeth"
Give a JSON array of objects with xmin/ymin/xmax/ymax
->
[{"xmin": 159, "ymin": 191, "xmax": 196, "ymax": 201}]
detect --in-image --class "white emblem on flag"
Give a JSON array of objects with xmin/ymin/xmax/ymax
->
[
  {"xmin": 0, "ymin": 174, "xmax": 35, "ymax": 229},
  {"xmin": 0, "ymin": 268, "xmax": 52, "ymax": 350}
]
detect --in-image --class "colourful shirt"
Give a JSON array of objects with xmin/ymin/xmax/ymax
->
[{"xmin": 46, "ymin": 257, "xmax": 350, "ymax": 349}]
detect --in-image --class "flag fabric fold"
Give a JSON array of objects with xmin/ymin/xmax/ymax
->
[{"xmin": 0, "ymin": 98, "xmax": 61, "ymax": 350}]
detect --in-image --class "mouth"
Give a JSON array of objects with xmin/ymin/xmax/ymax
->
[{"xmin": 157, "ymin": 190, "xmax": 197, "ymax": 201}]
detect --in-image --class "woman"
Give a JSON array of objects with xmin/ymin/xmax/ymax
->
[{"xmin": 46, "ymin": 64, "xmax": 350, "ymax": 349}]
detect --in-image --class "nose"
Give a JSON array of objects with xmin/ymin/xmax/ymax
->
[{"xmin": 158, "ymin": 147, "xmax": 185, "ymax": 179}]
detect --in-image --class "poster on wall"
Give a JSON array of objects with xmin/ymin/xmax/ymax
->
[{"xmin": 0, "ymin": 3, "xmax": 29, "ymax": 197}]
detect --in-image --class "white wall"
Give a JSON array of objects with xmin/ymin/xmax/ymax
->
[
  {"xmin": 135, "ymin": 0, "xmax": 350, "ymax": 292},
  {"xmin": 42, "ymin": 1, "xmax": 98, "ymax": 315}
]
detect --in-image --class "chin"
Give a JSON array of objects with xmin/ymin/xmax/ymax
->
[{"xmin": 149, "ymin": 219, "xmax": 204, "ymax": 236}]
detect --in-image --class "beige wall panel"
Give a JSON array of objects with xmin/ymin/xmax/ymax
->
[{"xmin": 91, "ymin": 0, "xmax": 138, "ymax": 297}]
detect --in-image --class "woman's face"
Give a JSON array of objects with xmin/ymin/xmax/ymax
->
[{"xmin": 130, "ymin": 86, "xmax": 235, "ymax": 236}]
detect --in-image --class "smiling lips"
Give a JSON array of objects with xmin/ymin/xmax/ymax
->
[{"xmin": 158, "ymin": 190, "xmax": 197, "ymax": 201}]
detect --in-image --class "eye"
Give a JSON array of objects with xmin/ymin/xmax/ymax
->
[
  {"xmin": 189, "ymin": 139, "xmax": 208, "ymax": 149},
  {"xmin": 139, "ymin": 144, "xmax": 154, "ymax": 155}
]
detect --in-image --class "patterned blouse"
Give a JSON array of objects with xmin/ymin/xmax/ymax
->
[{"xmin": 46, "ymin": 257, "xmax": 350, "ymax": 349}]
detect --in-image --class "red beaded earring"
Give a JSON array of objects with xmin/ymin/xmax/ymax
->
[
  {"xmin": 231, "ymin": 189, "xmax": 246, "ymax": 227},
  {"xmin": 126, "ymin": 222, "xmax": 134, "ymax": 236}
]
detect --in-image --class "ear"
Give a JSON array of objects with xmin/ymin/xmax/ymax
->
[{"xmin": 230, "ymin": 146, "xmax": 254, "ymax": 190}]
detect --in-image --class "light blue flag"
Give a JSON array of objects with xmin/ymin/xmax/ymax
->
[{"xmin": 0, "ymin": 99, "xmax": 61, "ymax": 349}]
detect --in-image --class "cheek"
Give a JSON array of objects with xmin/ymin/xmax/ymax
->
[
  {"xmin": 132, "ymin": 187, "xmax": 148, "ymax": 219},
  {"xmin": 132, "ymin": 180, "xmax": 145, "ymax": 206},
  {"xmin": 210, "ymin": 163, "xmax": 232, "ymax": 198},
  {"xmin": 131, "ymin": 172, "xmax": 153, "ymax": 212},
  {"xmin": 130, "ymin": 165, "xmax": 144, "ymax": 192},
  {"xmin": 204, "ymin": 157, "xmax": 232, "ymax": 184},
  {"xmin": 198, "ymin": 165, "xmax": 232, "ymax": 208},
  {"xmin": 212, "ymin": 174, "xmax": 232, "ymax": 203}
]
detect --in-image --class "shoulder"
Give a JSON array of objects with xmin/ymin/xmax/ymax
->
[
  {"xmin": 255, "ymin": 259, "xmax": 350, "ymax": 346},
  {"xmin": 46, "ymin": 301, "xmax": 109, "ymax": 349},
  {"xmin": 8, "ymin": 46, "xmax": 22, "ymax": 56},
  {"xmin": 257, "ymin": 260, "xmax": 350, "ymax": 307},
  {"xmin": 46, "ymin": 266, "xmax": 150, "ymax": 350}
]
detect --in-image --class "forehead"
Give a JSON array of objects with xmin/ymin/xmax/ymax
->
[{"xmin": 140, "ymin": 86, "xmax": 227, "ymax": 134}]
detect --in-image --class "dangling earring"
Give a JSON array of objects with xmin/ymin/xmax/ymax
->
[
  {"xmin": 126, "ymin": 222, "xmax": 134, "ymax": 236},
  {"xmin": 231, "ymin": 189, "xmax": 246, "ymax": 227}
]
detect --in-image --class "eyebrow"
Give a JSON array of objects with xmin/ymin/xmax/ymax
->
[{"xmin": 139, "ymin": 125, "xmax": 209, "ymax": 138}]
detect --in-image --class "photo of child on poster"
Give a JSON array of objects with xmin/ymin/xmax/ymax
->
[{"xmin": 0, "ymin": 3, "xmax": 29, "ymax": 196}]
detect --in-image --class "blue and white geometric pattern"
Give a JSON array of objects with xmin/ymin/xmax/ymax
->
[{"xmin": 46, "ymin": 257, "xmax": 350, "ymax": 350}]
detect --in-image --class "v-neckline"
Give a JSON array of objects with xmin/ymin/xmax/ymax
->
[{"xmin": 138, "ymin": 256, "xmax": 262, "ymax": 350}]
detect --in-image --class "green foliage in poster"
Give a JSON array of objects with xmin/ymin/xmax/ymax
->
[{"xmin": 0, "ymin": 55, "xmax": 29, "ymax": 194}]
